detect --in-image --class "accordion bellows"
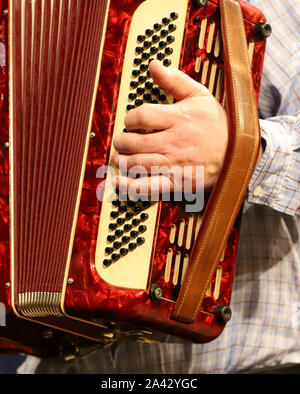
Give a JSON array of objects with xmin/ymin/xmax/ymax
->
[{"xmin": 0, "ymin": 0, "xmax": 267, "ymax": 353}]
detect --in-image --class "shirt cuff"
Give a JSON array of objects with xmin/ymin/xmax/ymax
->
[{"xmin": 247, "ymin": 119, "xmax": 300, "ymax": 216}]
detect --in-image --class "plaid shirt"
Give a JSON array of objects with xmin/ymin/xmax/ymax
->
[{"xmin": 20, "ymin": 0, "xmax": 300, "ymax": 374}]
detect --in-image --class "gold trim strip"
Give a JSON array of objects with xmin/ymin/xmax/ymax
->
[
  {"xmin": 214, "ymin": 266, "xmax": 223, "ymax": 300},
  {"xmin": 185, "ymin": 215, "xmax": 194, "ymax": 250},
  {"xmin": 169, "ymin": 224, "xmax": 177, "ymax": 244},
  {"xmin": 208, "ymin": 62, "xmax": 217, "ymax": 93},
  {"xmin": 214, "ymin": 30, "xmax": 221, "ymax": 57},
  {"xmin": 164, "ymin": 248, "xmax": 173, "ymax": 283},
  {"xmin": 201, "ymin": 58, "xmax": 209, "ymax": 85},
  {"xmin": 173, "ymin": 252, "xmax": 181, "ymax": 286},
  {"xmin": 206, "ymin": 21, "xmax": 215, "ymax": 53},
  {"xmin": 198, "ymin": 18, "xmax": 207, "ymax": 49},
  {"xmin": 18, "ymin": 292, "xmax": 63, "ymax": 317},
  {"xmin": 177, "ymin": 219, "xmax": 185, "ymax": 247},
  {"xmin": 195, "ymin": 55, "xmax": 201, "ymax": 73}
]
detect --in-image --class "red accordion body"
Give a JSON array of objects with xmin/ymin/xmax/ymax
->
[{"xmin": 0, "ymin": 0, "xmax": 267, "ymax": 354}]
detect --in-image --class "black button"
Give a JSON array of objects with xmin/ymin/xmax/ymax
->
[
  {"xmin": 107, "ymin": 235, "xmax": 115, "ymax": 242},
  {"xmin": 134, "ymin": 206, "xmax": 142, "ymax": 214},
  {"xmin": 111, "ymin": 253, "xmax": 120, "ymax": 261},
  {"xmin": 134, "ymin": 58, "xmax": 142, "ymax": 65},
  {"xmin": 138, "ymin": 225, "xmax": 147, "ymax": 233},
  {"xmin": 137, "ymin": 237, "xmax": 145, "ymax": 245},
  {"xmin": 145, "ymin": 81, "xmax": 153, "ymax": 89},
  {"xmin": 130, "ymin": 81, "xmax": 139, "ymax": 88},
  {"xmin": 145, "ymin": 29, "xmax": 153, "ymax": 36},
  {"xmin": 138, "ymin": 75, "xmax": 147, "ymax": 83},
  {"xmin": 103, "ymin": 259, "xmax": 112, "ymax": 267},
  {"xmin": 158, "ymin": 94, "xmax": 167, "ymax": 101},
  {"xmin": 168, "ymin": 23, "xmax": 176, "ymax": 32},
  {"xmin": 112, "ymin": 200, "xmax": 121, "ymax": 207},
  {"xmin": 143, "ymin": 93, "xmax": 152, "ymax": 102},
  {"xmin": 165, "ymin": 47, "xmax": 173, "ymax": 55},
  {"xmin": 126, "ymin": 104, "xmax": 135, "ymax": 111},
  {"xmin": 117, "ymin": 217, "xmax": 125, "ymax": 225},
  {"xmin": 143, "ymin": 40, "xmax": 152, "ymax": 49},
  {"xmin": 120, "ymin": 248, "xmax": 128, "ymax": 256},
  {"xmin": 152, "ymin": 88, "xmax": 160, "ymax": 96},
  {"xmin": 159, "ymin": 41, "xmax": 167, "ymax": 49},
  {"xmin": 142, "ymin": 52, "xmax": 150, "ymax": 61},
  {"xmin": 135, "ymin": 46, "xmax": 144, "ymax": 54},
  {"xmin": 128, "ymin": 243, "xmax": 137, "ymax": 251},
  {"xmin": 122, "ymin": 236, "xmax": 130, "ymax": 244},
  {"xmin": 135, "ymin": 99, "xmax": 143, "ymax": 107},
  {"xmin": 130, "ymin": 230, "xmax": 139, "ymax": 238},
  {"xmin": 110, "ymin": 211, "xmax": 119, "ymax": 219},
  {"xmin": 153, "ymin": 23, "xmax": 162, "ymax": 31},
  {"xmin": 163, "ymin": 59, "xmax": 172, "ymax": 67},
  {"xmin": 132, "ymin": 218, "xmax": 140, "ymax": 226},
  {"xmin": 166, "ymin": 35, "xmax": 175, "ymax": 43},
  {"xmin": 170, "ymin": 12, "xmax": 178, "ymax": 20},
  {"xmin": 128, "ymin": 93, "xmax": 137, "ymax": 100},
  {"xmin": 157, "ymin": 52, "xmax": 165, "ymax": 61},
  {"xmin": 162, "ymin": 17, "xmax": 170, "ymax": 25},
  {"xmin": 105, "ymin": 247, "xmax": 114, "ymax": 254},
  {"xmin": 137, "ymin": 87, "xmax": 145, "ymax": 95},
  {"xmin": 118, "ymin": 205, "xmax": 127, "ymax": 213},
  {"xmin": 140, "ymin": 213, "xmax": 149, "ymax": 221},
  {"xmin": 115, "ymin": 229, "xmax": 124, "ymax": 238},
  {"xmin": 113, "ymin": 241, "xmax": 122, "ymax": 249},
  {"xmin": 140, "ymin": 64, "xmax": 148, "ymax": 72},
  {"xmin": 137, "ymin": 35, "xmax": 145, "ymax": 42},
  {"xmin": 152, "ymin": 34, "xmax": 160, "ymax": 43},
  {"xmin": 126, "ymin": 212, "xmax": 134, "ymax": 220},
  {"xmin": 109, "ymin": 223, "xmax": 118, "ymax": 230},
  {"xmin": 124, "ymin": 224, "xmax": 132, "ymax": 231},
  {"xmin": 132, "ymin": 70, "xmax": 140, "ymax": 77},
  {"xmin": 161, "ymin": 29, "xmax": 168, "ymax": 37}
]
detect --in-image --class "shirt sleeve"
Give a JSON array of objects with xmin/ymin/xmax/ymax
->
[{"xmin": 247, "ymin": 114, "xmax": 300, "ymax": 216}]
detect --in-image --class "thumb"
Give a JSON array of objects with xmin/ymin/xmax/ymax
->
[{"xmin": 149, "ymin": 59, "xmax": 210, "ymax": 101}]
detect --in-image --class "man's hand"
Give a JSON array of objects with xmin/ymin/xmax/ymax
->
[{"xmin": 112, "ymin": 60, "xmax": 229, "ymax": 196}]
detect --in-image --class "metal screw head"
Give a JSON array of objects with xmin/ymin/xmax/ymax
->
[
  {"xmin": 215, "ymin": 305, "xmax": 232, "ymax": 323},
  {"xmin": 67, "ymin": 278, "xmax": 74, "ymax": 285},
  {"xmin": 149, "ymin": 284, "xmax": 163, "ymax": 302},
  {"xmin": 255, "ymin": 21, "xmax": 272, "ymax": 40},
  {"xmin": 193, "ymin": 0, "xmax": 208, "ymax": 7},
  {"xmin": 3, "ymin": 9, "xmax": 8, "ymax": 16},
  {"xmin": 3, "ymin": 141, "xmax": 9, "ymax": 150},
  {"xmin": 43, "ymin": 330, "xmax": 54, "ymax": 339},
  {"xmin": 5, "ymin": 282, "xmax": 10, "ymax": 289},
  {"xmin": 90, "ymin": 131, "xmax": 96, "ymax": 139}
]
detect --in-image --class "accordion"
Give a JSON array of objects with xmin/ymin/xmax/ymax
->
[{"xmin": 0, "ymin": 0, "xmax": 270, "ymax": 355}]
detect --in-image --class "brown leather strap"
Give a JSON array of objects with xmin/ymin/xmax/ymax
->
[{"xmin": 171, "ymin": 0, "xmax": 261, "ymax": 324}]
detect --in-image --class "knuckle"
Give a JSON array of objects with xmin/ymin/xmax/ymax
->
[
  {"xmin": 113, "ymin": 133, "xmax": 123, "ymax": 151},
  {"xmin": 136, "ymin": 105, "xmax": 148, "ymax": 126},
  {"xmin": 111, "ymin": 151, "xmax": 119, "ymax": 167}
]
